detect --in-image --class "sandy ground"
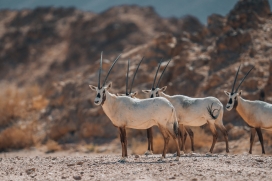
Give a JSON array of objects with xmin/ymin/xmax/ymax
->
[{"xmin": 1, "ymin": 150, "xmax": 272, "ymax": 181}]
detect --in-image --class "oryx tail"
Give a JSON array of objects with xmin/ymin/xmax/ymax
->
[{"xmin": 207, "ymin": 103, "xmax": 221, "ymax": 120}]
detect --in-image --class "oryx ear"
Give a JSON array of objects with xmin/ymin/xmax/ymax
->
[
  {"xmin": 160, "ymin": 86, "xmax": 167, "ymax": 92},
  {"xmin": 105, "ymin": 82, "xmax": 112, "ymax": 90},
  {"xmin": 89, "ymin": 85, "xmax": 97, "ymax": 91},
  {"xmin": 224, "ymin": 91, "xmax": 230, "ymax": 96},
  {"xmin": 142, "ymin": 90, "xmax": 151, "ymax": 93},
  {"xmin": 131, "ymin": 91, "xmax": 138, "ymax": 97},
  {"xmin": 238, "ymin": 90, "xmax": 242, "ymax": 96}
]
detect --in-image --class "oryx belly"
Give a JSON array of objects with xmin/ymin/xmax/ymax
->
[{"xmin": 178, "ymin": 113, "xmax": 207, "ymax": 126}]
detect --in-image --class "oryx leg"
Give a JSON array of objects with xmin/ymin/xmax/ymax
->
[
  {"xmin": 256, "ymin": 128, "xmax": 265, "ymax": 154},
  {"xmin": 249, "ymin": 128, "xmax": 256, "ymax": 154},
  {"xmin": 185, "ymin": 126, "xmax": 194, "ymax": 152},
  {"xmin": 118, "ymin": 127, "xmax": 127, "ymax": 162},
  {"xmin": 179, "ymin": 124, "xmax": 186, "ymax": 154},
  {"xmin": 216, "ymin": 124, "xmax": 229, "ymax": 153},
  {"xmin": 207, "ymin": 122, "xmax": 218, "ymax": 155},
  {"xmin": 145, "ymin": 127, "xmax": 153, "ymax": 155},
  {"xmin": 179, "ymin": 126, "xmax": 187, "ymax": 151},
  {"xmin": 157, "ymin": 126, "xmax": 170, "ymax": 161}
]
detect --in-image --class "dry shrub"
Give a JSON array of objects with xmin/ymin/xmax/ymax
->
[
  {"xmin": 0, "ymin": 84, "xmax": 47, "ymax": 151},
  {"xmin": 45, "ymin": 139, "xmax": 62, "ymax": 153},
  {"xmin": 0, "ymin": 126, "xmax": 34, "ymax": 151},
  {"xmin": 228, "ymin": 127, "xmax": 247, "ymax": 140},
  {"xmin": 80, "ymin": 122, "xmax": 105, "ymax": 138},
  {"xmin": 48, "ymin": 124, "xmax": 72, "ymax": 141}
]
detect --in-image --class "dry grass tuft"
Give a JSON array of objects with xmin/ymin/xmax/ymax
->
[
  {"xmin": 45, "ymin": 139, "xmax": 62, "ymax": 153},
  {"xmin": 0, "ymin": 84, "xmax": 48, "ymax": 151},
  {"xmin": 0, "ymin": 125, "xmax": 34, "ymax": 151}
]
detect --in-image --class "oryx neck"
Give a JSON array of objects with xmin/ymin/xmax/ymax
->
[
  {"xmin": 235, "ymin": 96, "xmax": 248, "ymax": 120},
  {"xmin": 160, "ymin": 92, "xmax": 171, "ymax": 99},
  {"xmin": 101, "ymin": 91, "xmax": 117, "ymax": 109}
]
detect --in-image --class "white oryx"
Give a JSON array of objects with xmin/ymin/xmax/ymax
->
[
  {"xmin": 89, "ymin": 53, "xmax": 180, "ymax": 162},
  {"xmin": 121, "ymin": 58, "xmax": 195, "ymax": 154},
  {"xmin": 224, "ymin": 64, "xmax": 270, "ymax": 154},
  {"xmin": 142, "ymin": 59, "xmax": 229, "ymax": 155}
]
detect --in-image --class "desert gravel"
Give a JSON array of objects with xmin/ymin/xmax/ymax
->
[{"xmin": 1, "ymin": 151, "xmax": 272, "ymax": 181}]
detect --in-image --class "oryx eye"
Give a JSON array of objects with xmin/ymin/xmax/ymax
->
[{"xmin": 103, "ymin": 90, "xmax": 105, "ymax": 94}]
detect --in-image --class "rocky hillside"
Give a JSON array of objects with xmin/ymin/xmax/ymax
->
[{"xmin": 0, "ymin": 0, "xmax": 271, "ymax": 152}]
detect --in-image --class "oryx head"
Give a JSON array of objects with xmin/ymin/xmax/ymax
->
[
  {"xmin": 224, "ymin": 65, "xmax": 254, "ymax": 111},
  {"xmin": 89, "ymin": 52, "xmax": 121, "ymax": 105},
  {"xmin": 142, "ymin": 58, "xmax": 172, "ymax": 98},
  {"xmin": 117, "ymin": 57, "xmax": 144, "ymax": 98}
]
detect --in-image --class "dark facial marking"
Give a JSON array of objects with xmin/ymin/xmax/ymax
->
[
  {"xmin": 228, "ymin": 98, "xmax": 232, "ymax": 104},
  {"xmin": 97, "ymin": 93, "xmax": 101, "ymax": 98},
  {"xmin": 101, "ymin": 91, "xmax": 106, "ymax": 105},
  {"xmin": 233, "ymin": 98, "xmax": 238, "ymax": 109}
]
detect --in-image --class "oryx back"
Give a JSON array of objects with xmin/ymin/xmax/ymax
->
[
  {"xmin": 168, "ymin": 95, "xmax": 223, "ymax": 126},
  {"xmin": 105, "ymin": 95, "xmax": 177, "ymax": 130},
  {"xmin": 237, "ymin": 98, "xmax": 272, "ymax": 130}
]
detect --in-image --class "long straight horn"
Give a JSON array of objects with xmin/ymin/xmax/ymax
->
[
  {"xmin": 152, "ymin": 58, "xmax": 163, "ymax": 89},
  {"xmin": 156, "ymin": 59, "xmax": 172, "ymax": 88},
  {"xmin": 126, "ymin": 59, "xmax": 130, "ymax": 95},
  {"xmin": 231, "ymin": 64, "xmax": 241, "ymax": 93},
  {"xmin": 98, "ymin": 52, "xmax": 102, "ymax": 88},
  {"xmin": 235, "ymin": 66, "xmax": 254, "ymax": 92},
  {"xmin": 102, "ymin": 54, "xmax": 122, "ymax": 86},
  {"xmin": 129, "ymin": 57, "xmax": 144, "ymax": 94}
]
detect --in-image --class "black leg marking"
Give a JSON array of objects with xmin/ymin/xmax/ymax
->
[
  {"xmin": 119, "ymin": 127, "xmax": 127, "ymax": 157},
  {"xmin": 147, "ymin": 128, "xmax": 153, "ymax": 152},
  {"xmin": 256, "ymin": 128, "xmax": 265, "ymax": 154},
  {"xmin": 249, "ymin": 128, "xmax": 256, "ymax": 154},
  {"xmin": 185, "ymin": 126, "xmax": 194, "ymax": 152}
]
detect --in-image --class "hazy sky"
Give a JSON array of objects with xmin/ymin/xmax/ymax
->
[{"xmin": 1, "ymin": 0, "xmax": 272, "ymax": 24}]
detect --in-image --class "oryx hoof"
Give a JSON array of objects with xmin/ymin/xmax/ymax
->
[
  {"xmin": 180, "ymin": 151, "xmax": 185, "ymax": 155},
  {"xmin": 144, "ymin": 150, "xmax": 153, "ymax": 156},
  {"xmin": 224, "ymin": 152, "xmax": 229, "ymax": 156},
  {"xmin": 189, "ymin": 151, "xmax": 196, "ymax": 156},
  {"xmin": 118, "ymin": 157, "xmax": 127, "ymax": 163},
  {"xmin": 174, "ymin": 156, "xmax": 180, "ymax": 161},
  {"xmin": 261, "ymin": 153, "xmax": 266, "ymax": 157},
  {"xmin": 244, "ymin": 152, "xmax": 250, "ymax": 156},
  {"xmin": 157, "ymin": 157, "xmax": 165, "ymax": 162},
  {"xmin": 206, "ymin": 152, "xmax": 212, "ymax": 156}
]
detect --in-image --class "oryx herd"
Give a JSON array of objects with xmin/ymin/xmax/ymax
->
[{"xmin": 89, "ymin": 52, "xmax": 271, "ymax": 163}]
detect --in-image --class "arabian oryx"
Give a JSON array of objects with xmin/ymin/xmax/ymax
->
[
  {"xmin": 142, "ymin": 59, "xmax": 230, "ymax": 155},
  {"xmin": 224, "ymin": 64, "xmax": 270, "ymax": 154},
  {"xmin": 89, "ymin": 53, "xmax": 180, "ymax": 162}
]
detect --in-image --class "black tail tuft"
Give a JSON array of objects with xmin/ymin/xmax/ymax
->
[
  {"xmin": 207, "ymin": 103, "xmax": 221, "ymax": 119},
  {"xmin": 173, "ymin": 121, "xmax": 179, "ymax": 136}
]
